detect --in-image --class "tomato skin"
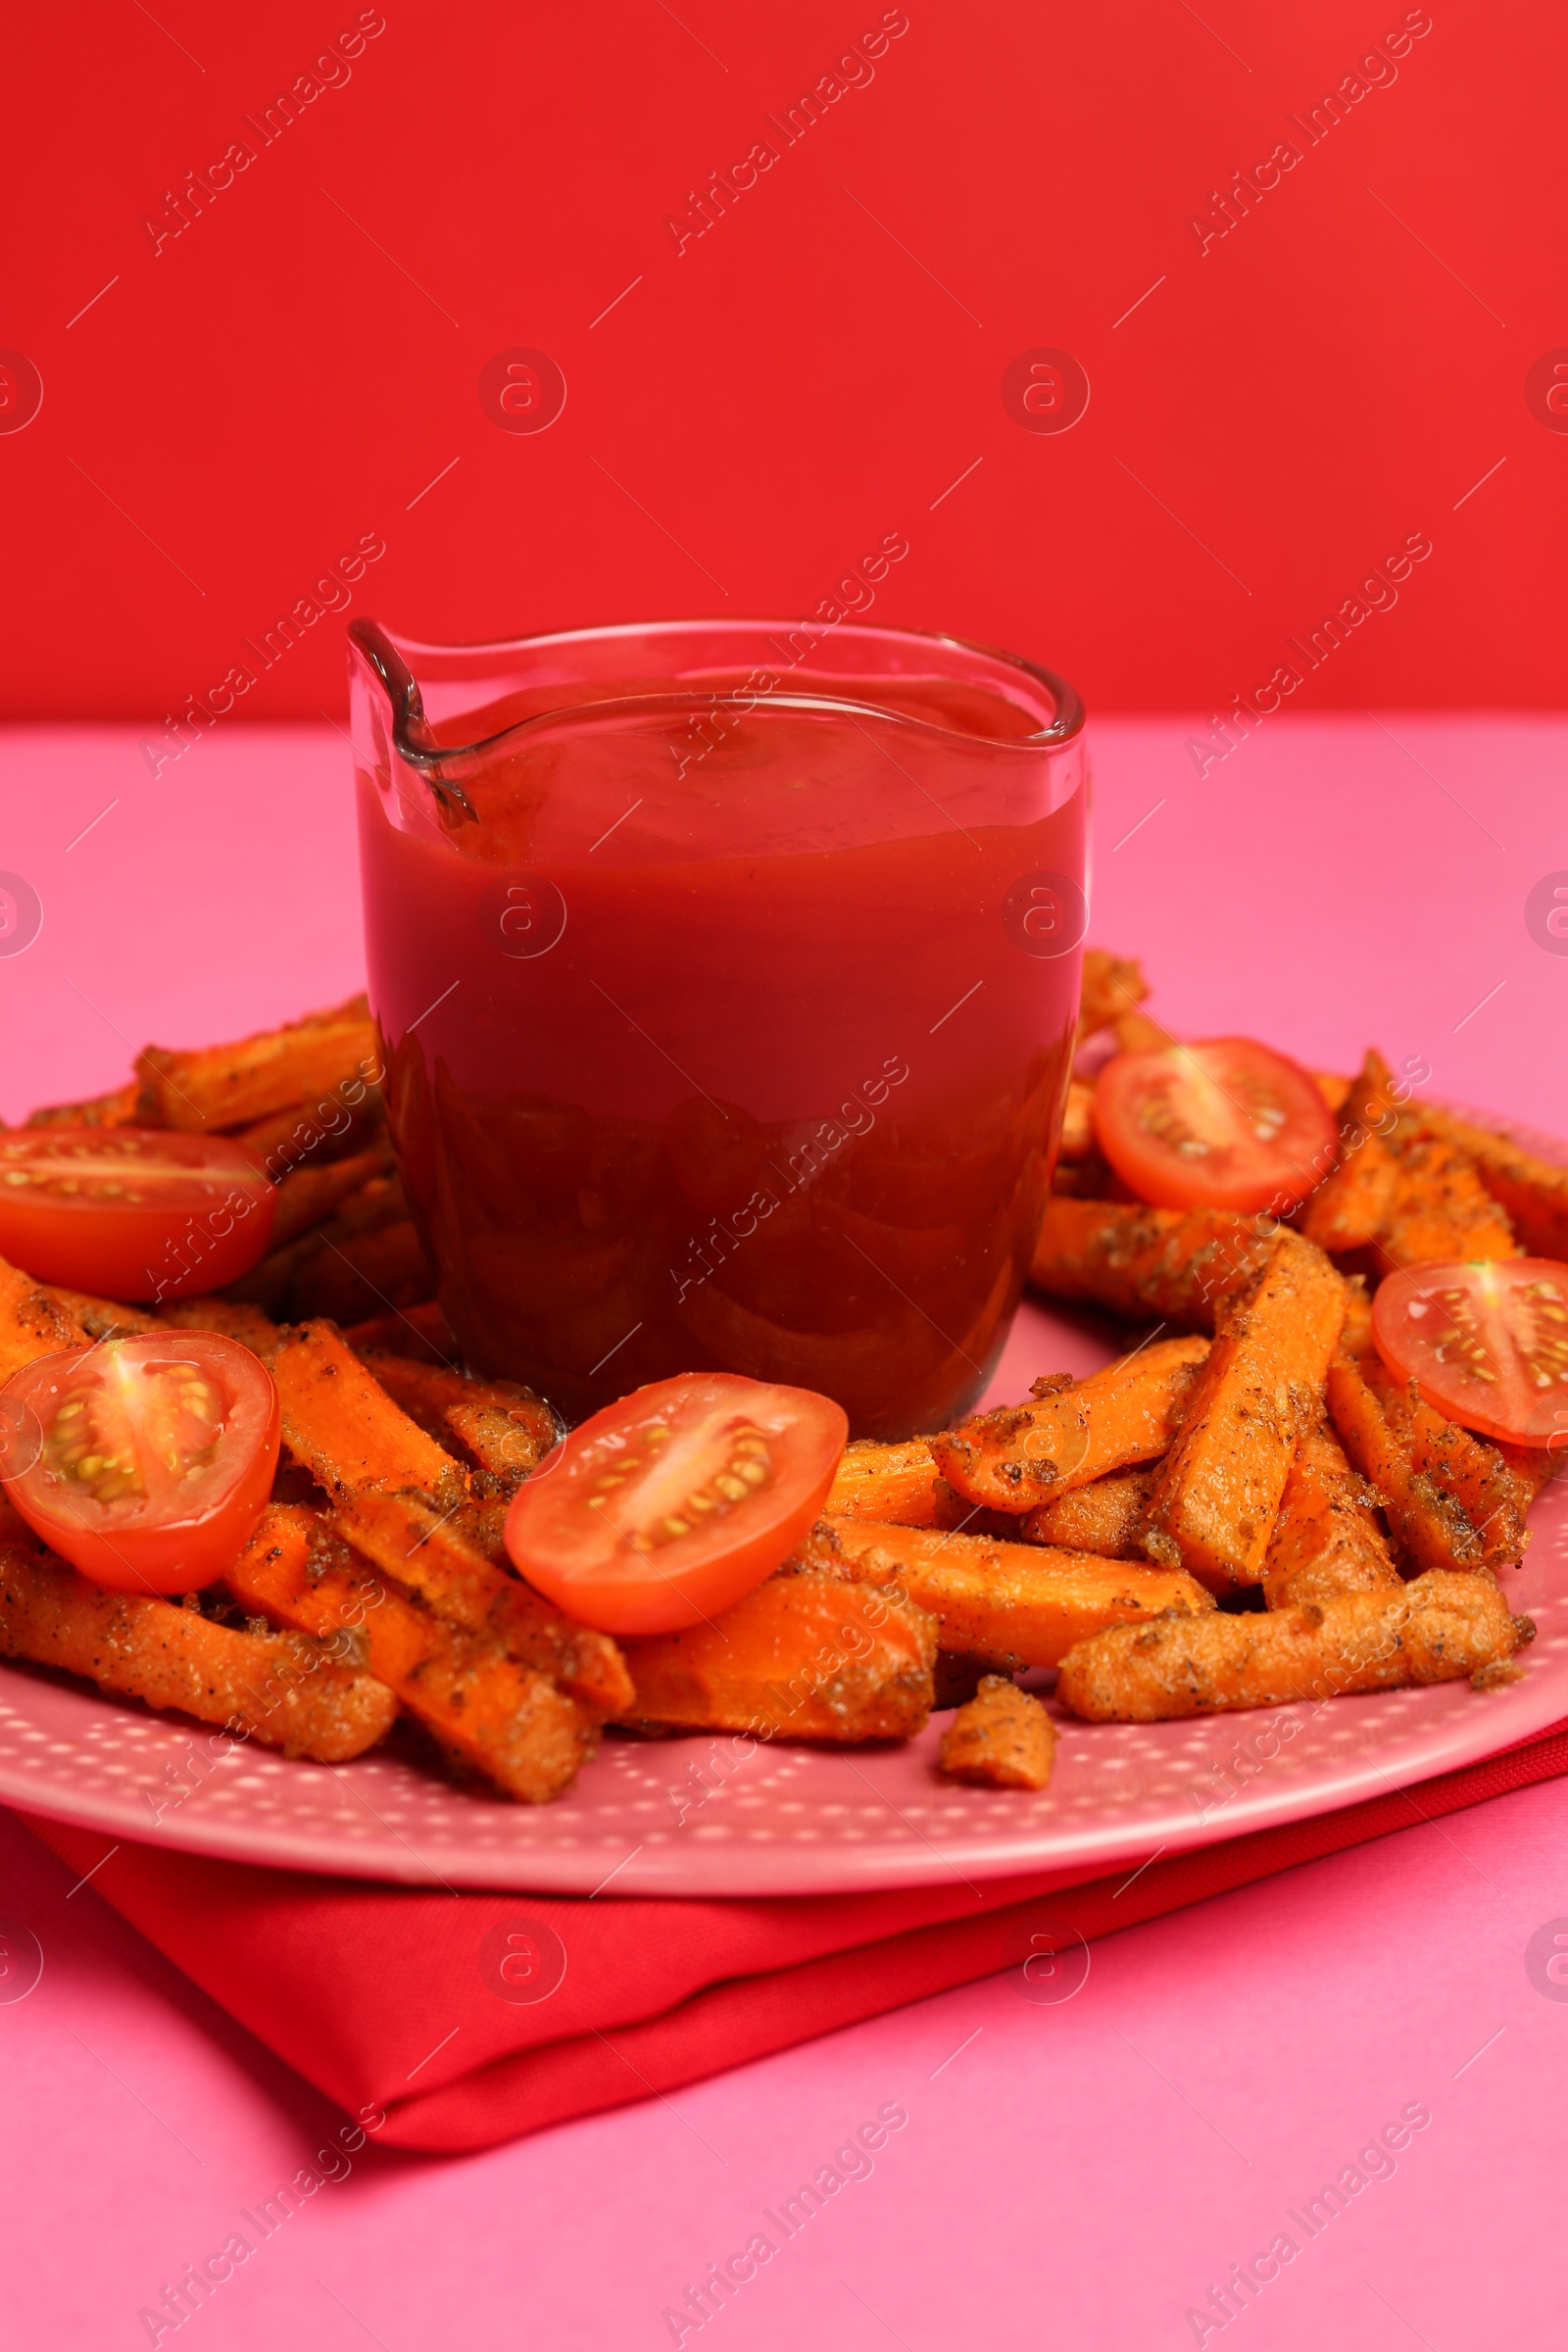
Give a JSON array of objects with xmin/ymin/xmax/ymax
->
[
  {"xmin": 0, "ymin": 1128, "xmax": 275, "ymax": 1301},
  {"xmin": 505, "ymin": 1372, "xmax": 848, "ymax": 1635},
  {"xmin": 1373, "ymin": 1257, "xmax": 1568, "ymax": 1448},
  {"xmin": 1093, "ymin": 1038, "xmax": 1338, "ymax": 1214},
  {"xmin": 0, "ymin": 1335, "xmax": 280, "ymax": 1593}
]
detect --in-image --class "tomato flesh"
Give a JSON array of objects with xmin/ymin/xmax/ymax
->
[
  {"xmin": 0, "ymin": 1127, "xmax": 275, "ymax": 1301},
  {"xmin": 1, "ymin": 1333, "xmax": 280, "ymax": 1592},
  {"xmin": 1092, "ymin": 1037, "xmax": 1338, "ymax": 1213},
  {"xmin": 505, "ymin": 1371, "xmax": 848, "ymax": 1634},
  {"xmin": 1373, "ymin": 1257, "xmax": 1568, "ymax": 1447}
]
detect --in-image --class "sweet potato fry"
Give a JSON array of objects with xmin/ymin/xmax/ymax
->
[
  {"xmin": 939, "ymin": 1676, "xmax": 1055, "ymax": 1789},
  {"xmin": 341, "ymin": 1299, "xmax": 460, "ymax": 1365},
  {"xmin": 136, "ymin": 995, "xmax": 379, "ymax": 1133},
  {"xmin": 1141, "ymin": 1233, "xmax": 1347, "ymax": 1589},
  {"xmin": 1260, "ymin": 1419, "xmax": 1401, "ymax": 1610},
  {"xmin": 329, "ymin": 1487, "xmax": 632, "ymax": 1717},
  {"xmin": 1076, "ymin": 949, "xmax": 1148, "ymax": 1045},
  {"xmin": 25, "ymin": 1081, "xmax": 143, "ymax": 1129},
  {"xmin": 826, "ymin": 1437, "xmax": 957, "ymax": 1529},
  {"xmin": 822, "ymin": 1513, "xmax": 1213, "ymax": 1668},
  {"xmin": 226, "ymin": 1506, "xmax": 592, "ymax": 1800},
  {"xmin": 934, "ymin": 1337, "xmax": 1209, "ymax": 1512},
  {"xmin": 43, "ymin": 1286, "xmax": 158, "ymax": 1341},
  {"xmin": 1056, "ymin": 1570, "xmax": 1530, "ymax": 1722},
  {"xmin": 1413, "ymin": 1104, "xmax": 1568, "ymax": 1260},
  {"xmin": 1057, "ymin": 1080, "xmax": 1096, "ymax": 1162},
  {"xmin": 1031, "ymin": 1198, "xmax": 1273, "ymax": 1331},
  {"xmin": 1020, "ymin": 1466, "xmax": 1155, "ymax": 1558},
  {"xmin": 1326, "ymin": 1353, "xmax": 1494, "ymax": 1574},
  {"xmin": 351, "ymin": 1351, "xmax": 557, "ymax": 1497},
  {"xmin": 155, "ymin": 1296, "xmax": 281, "ymax": 1350},
  {"xmin": 617, "ymin": 1566, "xmax": 937, "ymax": 1741},
  {"xmin": 268, "ymin": 1320, "xmax": 469, "ymax": 1512},
  {"xmin": 269, "ymin": 1146, "xmax": 394, "ymax": 1250},
  {"xmin": 1378, "ymin": 1135, "xmax": 1519, "ymax": 1268},
  {"xmin": 0, "ymin": 1257, "xmax": 87, "ymax": 1383},
  {"xmin": 0, "ymin": 1542, "xmax": 396, "ymax": 1760},
  {"xmin": 233, "ymin": 1090, "xmax": 385, "ymax": 1180}
]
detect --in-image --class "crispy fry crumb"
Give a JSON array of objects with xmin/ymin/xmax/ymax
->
[{"xmin": 939, "ymin": 1676, "xmax": 1056, "ymax": 1789}]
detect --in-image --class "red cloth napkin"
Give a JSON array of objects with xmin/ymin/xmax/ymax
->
[{"xmin": 22, "ymin": 1723, "xmax": 1568, "ymax": 2152}]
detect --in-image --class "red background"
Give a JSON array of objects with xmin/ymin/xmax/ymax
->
[{"xmin": 3, "ymin": 0, "xmax": 1564, "ymax": 722}]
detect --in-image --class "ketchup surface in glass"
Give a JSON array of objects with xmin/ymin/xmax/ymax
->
[{"xmin": 352, "ymin": 618, "xmax": 1087, "ymax": 1438}]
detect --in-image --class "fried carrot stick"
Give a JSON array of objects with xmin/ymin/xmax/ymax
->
[
  {"xmin": 43, "ymin": 1286, "xmax": 159, "ymax": 1341},
  {"xmin": 0, "ymin": 1257, "xmax": 87, "ymax": 1384},
  {"xmin": 136, "ymin": 996, "xmax": 379, "ymax": 1132},
  {"xmin": 233, "ymin": 1090, "xmax": 385, "ymax": 1180},
  {"xmin": 1057, "ymin": 1080, "xmax": 1096, "ymax": 1163},
  {"xmin": 1020, "ymin": 1466, "xmax": 1155, "ymax": 1558},
  {"xmin": 1378, "ymin": 1134, "xmax": 1519, "ymax": 1268},
  {"xmin": 1413, "ymin": 1104, "xmax": 1568, "ymax": 1260},
  {"xmin": 1326, "ymin": 1353, "xmax": 1492, "ymax": 1574},
  {"xmin": 939, "ymin": 1677, "xmax": 1056, "ymax": 1790},
  {"xmin": 1259, "ymin": 1419, "xmax": 1401, "ymax": 1610},
  {"xmin": 1076, "ymin": 949, "xmax": 1149, "ymax": 1045},
  {"xmin": 826, "ymin": 1437, "xmax": 959, "ymax": 1529},
  {"xmin": 268, "ymin": 1320, "xmax": 469, "ymax": 1512},
  {"xmin": 1031, "ymin": 1198, "xmax": 1273, "ymax": 1331},
  {"xmin": 0, "ymin": 1543, "xmax": 396, "ymax": 1760},
  {"xmin": 279, "ymin": 1220, "xmax": 435, "ymax": 1325},
  {"xmin": 617, "ymin": 1567, "xmax": 937, "ymax": 1741},
  {"xmin": 25, "ymin": 1081, "xmax": 143, "ymax": 1129},
  {"xmin": 1055, "ymin": 1571, "xmax": 1530, "ymax": 1722},
  {"xmin": 933, "ymin": 1336, "xmax": 1209, "ymax": 1513},
  {"xmin": 1299, "ymin": 1128, "xmax": 1402, "ymax": 1253},
  {"xmin": 226, "ymin": 1506, "xmax": 592, "ymax": 1801},
  {"xmin": 351, "ymin": 1351, "xmax": 558, "ymax": 1498},
  {"xmin": 1361, "ymin": 1357, "xmax": 1527, "ymax": 1572},
  {"xmin": 822, "ymin": 1513, "xmax": 1213, "ymax": 1669},
  {"xmin": 269, "ymin": 1146, "xmax": 393, "ymax": 1250},
  {"xmin": 227, "ymin": 1173, "xmax": 414, "ymax": 1315},
  {"xmin": 1141, "ymin": 1233, "xmax": 1347, "ymax": 1590},
  {"xmin": 329, "ymin": 1487, "xmax": 633, "ymax": 1718},
  {"xmin": 155, "ymin": 1296, "xmax": 282, "ymax": 1350}
]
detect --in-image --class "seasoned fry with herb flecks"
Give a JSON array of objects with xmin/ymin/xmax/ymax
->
[
  {"xmin": 1299, "ymin": 1128, "xmax": 1402, "ymax": 1253},
  {"xmin": 826, "ymin": 1436, "xmax": 961, "ymax": 1529},
  {"xmin": 155, "ymin": 1295, "xmax": 281, "ymax": 1350},
  {"xmin": 822, "ymin": 1513, "xmax": 1213, "ymax": 1669},
  {"xmin": 269, "ymin": 1145, "xmax": 393, "ymax": 1250},
  {"xmin": 1344, "ymin": 1354, "xmax": 1526, "ymax": 1573},
  {"xmin": 233, "ymin": 1090, "xmax": 385, "ymax": 1180},
  {"xmin": 617, "ymin": 1566, "xmax": 937, "ymax": 1742},
  {"xmin": 268, "ymin": 1320, "xmax": 469, "ymax": 1512},
  {"xmin": 1021, "ymin": 1466, "xmax": 1155, "ymax": 1559},
  {"xmin": 0, "ymin": 1543, "xmax": 396, "ymax": 1760},
  {"xmin": 330, "ymin": 1487, "xmax": 632, "ymax": 1718},
  {"xmin": 1379, "ymin": 1134, "xmax": 1519, "ymax": 1269},
  {"xmin": 136, "ymin": 996, "xmax": 379, "ymax": 1133},
  {"xmin": 1142, "ymin": 1233, "xmax": 1347, "ymax": 1590},
  {"xmin": 25, "ymin": 1081, "xmax": 143, "ymax": 1130},
  {"xmin": 43, "ymin": 1287, "xmax": 158, "ymax": 1342},
  {"xmin": 1031, "ymin": 1198, "xmax": 1273, "ymax": 1332},
  {"xmin": 1076, "ymin": 950, "xmax": 1149, "ymax": 1046},
  {"xmin": 1413, "ymin": 1105, "xmax": 1568, "ymax": 1260},
  {"xmin": 275, "ymin": 1219, "xmax": 435, "ymax": 1326},
  {"xmin": 0, "ymin": 1257, "xmax": 87, "ymax": 1384},
  {"xmin": 226, "ymin": 1506, "xmax": 592, "ymax": 1801},
  {"xmin": 1326, "ymin": 1353, "xmax": 1492, "ymax": 1574},
  {"xmin": 1260, "ymin": 1419, "xmax": 1401, "ymax": 1610},
  {"xmin": 939, "ymin": 1676, "xmax": 1056, "ymax": 1790},
  {"xmin": 1056, "ymin": 1571, "xmax": 1529, "ymax": 1722},
  {"xmin": 934, "ymin": 1337, "xmax": 1209, "ymax": 1514},
  {"xmin": 351, "ymin": 1351, "xmax": 558, "ymax": 1498}
]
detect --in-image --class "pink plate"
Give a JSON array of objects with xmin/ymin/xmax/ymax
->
[{"xmin": 2, "ymin": 1103, "xmax": 1564, "ymax": 1896}]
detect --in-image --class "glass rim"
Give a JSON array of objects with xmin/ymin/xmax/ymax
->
[{"xmin": 349, "ymin": 615, "xmax": 1086, "ymax": 793}]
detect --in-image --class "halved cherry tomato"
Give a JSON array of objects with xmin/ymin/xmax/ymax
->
[
  {"xmin": 1373, "ymin": 1258, "xmax": 1568, "ymax": 1447},
  {"xmin": 505, "ymin": 1371, "xmax": 848, "ymax": 1635},
  {"xmin": 0, "ymin": 1127, "xmax": 275, "ymax": 1301},
  {"xmin": 0, "ymin": 1333, "xmax": 280, "ymax": 1592},
  {"xmin": 1092, "ymin": 1038, "xmax": 1338, "ymax": 1213}
]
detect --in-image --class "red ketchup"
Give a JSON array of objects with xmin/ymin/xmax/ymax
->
[{"xmin": 354, "ymin": 624, "xmax": 1087, "ymax": 1438}]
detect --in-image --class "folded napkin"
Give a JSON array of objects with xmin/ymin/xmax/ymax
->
[{"xmin": 21, "ymin": 1718, "xmax": 1567, "ymax": 2153}]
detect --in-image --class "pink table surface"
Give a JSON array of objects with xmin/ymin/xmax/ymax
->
[{"xmin": 3, "ymin": 715, "xmax": 1568, "ymax": 2350}]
